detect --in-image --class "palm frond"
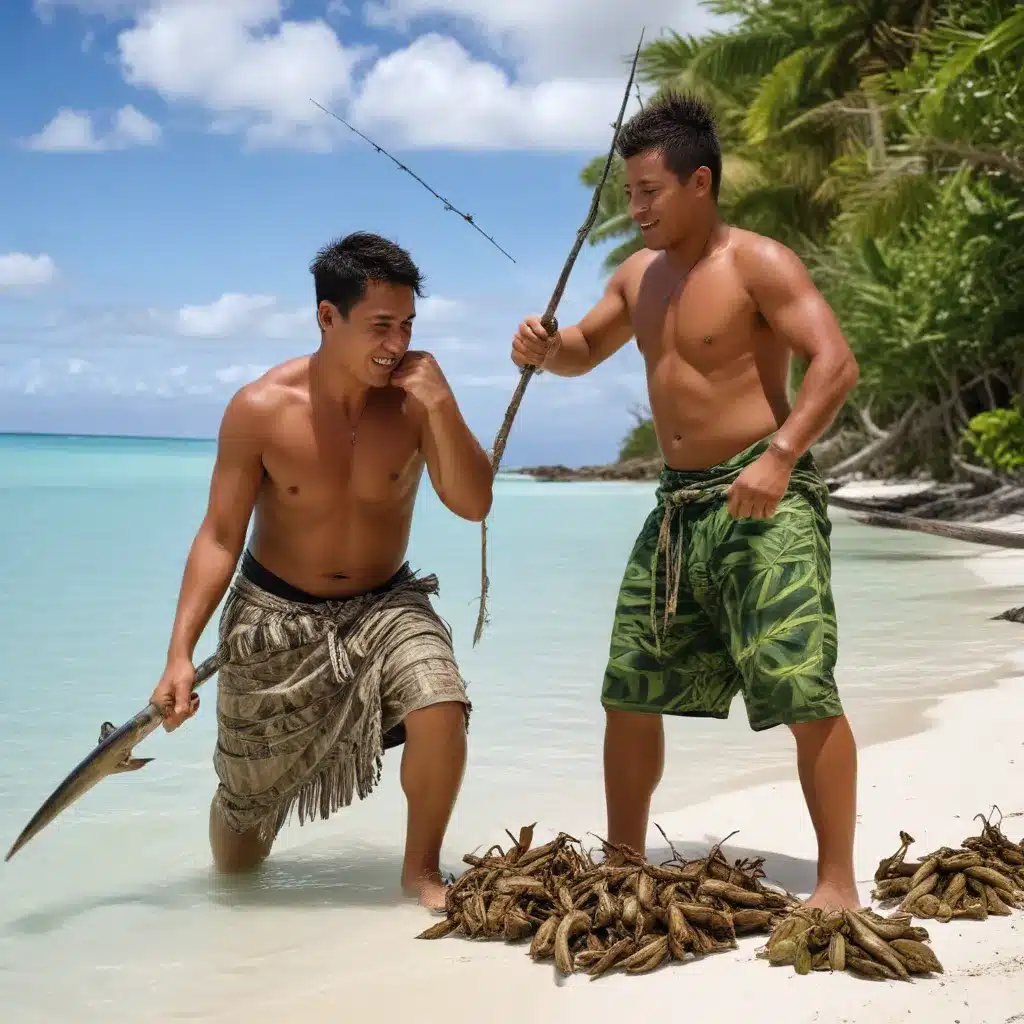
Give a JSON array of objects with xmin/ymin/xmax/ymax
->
[
  {"xmin": 744, "ymin": 47, "xmax": 814, "ymax": 143},
  {"xmin": 688, "ymin": 28, "xmax": 804, "ymax": 85},
  {"xmin": 778, "ymin": 95, "xmax": 872, "ymax": 136},
  {"xmin": 639, "ymin": 32, "xmax": 707, "ymax": 84},
  {"xmin": 589, "ymin": 210, "xmax": 636, "ymax": 245},
  {"xmin": 923, "ymin": 7, "xmax": 1024, "ymax": 116},
  {"xmin": 835, "ymin": 157, "xmax": 938, "ymax": 242},
  {"xmin": 909, "ymin": 137, "xmax": 1024, "ymax": 181},
  {"xmin": 601, "ymin": 235, "xmax": 645, "ymax": 273}
]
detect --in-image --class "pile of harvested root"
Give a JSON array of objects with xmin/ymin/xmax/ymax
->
[
  {"xmin": 418, "ymin": 824, "xmax": 798, "ymax": 978},
  {"xmin": 759, "ymin": 906, "xmax": 942, "ymax": 980},
  {"xmin": 873, "ymin": 810, "xmax": 1024, "ymax": 922}
]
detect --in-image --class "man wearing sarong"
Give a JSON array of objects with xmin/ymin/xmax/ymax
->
[
  {"xmin": 150, "ymin": 231, "xmax": 492, "ymax": 910},
  {"xmin": 511, "ymin": 94, "xmax": 862, "ymax": 910}
]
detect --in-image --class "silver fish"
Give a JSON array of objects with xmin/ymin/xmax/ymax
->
[{"xmin": 5, "ymin": 649, "xmax": 226, "ymax": 862}]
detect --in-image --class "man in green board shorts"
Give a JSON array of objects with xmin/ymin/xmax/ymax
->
[{"xmin": 511, "ymin": 93, "xmax": 862, "ymax": 910}]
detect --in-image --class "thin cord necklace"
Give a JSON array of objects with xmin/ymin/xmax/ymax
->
[
  {"xmin": 663, "ymin": 223, "xmax": 717, "ymax": 304},
  {"xmin": 311, "ymin": 353, "xmax": 362, "ymax": 445}
]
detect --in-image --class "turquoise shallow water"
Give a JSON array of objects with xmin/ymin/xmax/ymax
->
[{"xmin": 0, "ymin": 434, "xmax": 1020, "ymax": 1020}]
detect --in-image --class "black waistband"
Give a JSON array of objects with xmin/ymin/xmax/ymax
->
[{"xmin": 239, "ymin": 550, "xmax": 405, "ymax": 604}]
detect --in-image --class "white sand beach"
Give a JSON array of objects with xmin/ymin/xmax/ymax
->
[
  {"xmin": 189, "ymin": 503, "xmax": 1024, "ymax": 1024},
  {"xmin": 208, "ymin": 674, "xmax": 1024, "ymax": 1024}
]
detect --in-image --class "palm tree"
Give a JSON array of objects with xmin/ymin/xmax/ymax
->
[
  {"xmin": 832, "ymin": 0, "xmax": 1024, "ymax": 242},
  {"xmin": 583, "ymin": 0, "xmax": 951, "ymax": 269},
  {"xmin": 586, "ymin": 0, "xmax": 1024, "ymax": 474}
]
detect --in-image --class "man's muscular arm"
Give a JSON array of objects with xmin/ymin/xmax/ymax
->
[
  {"xmin": 419, "ymin": 397, "xmax": 493, "ymax": 521},
  {"xmin": 739, "ymin": 238, "xmax": 859, "ymax": 460},
  {"xmin": 511, "ymin": 255, "xmax": 638, "ymax": 376},
  {"xmin": 151, "ymin": 386, "xmax": 265, "ymax": 729},
  {"xmin": 391, "ymin": 351, "xmax": 493, "ymax": 522}
]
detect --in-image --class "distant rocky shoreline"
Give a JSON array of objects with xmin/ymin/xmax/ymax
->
[{"xmin": 508, "ymin": 456, "xmax": 662, "ymax": 482}]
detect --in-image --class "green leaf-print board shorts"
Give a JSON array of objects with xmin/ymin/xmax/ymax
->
[{"xmin": 601, "ymin": 437, "xmax": 844, "ymax": 732}]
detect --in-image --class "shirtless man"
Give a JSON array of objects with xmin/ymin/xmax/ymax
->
[
  {"xmin": 149, "ymin": 231, "xmax": 492, "ymax": 909},
  {"xmin": 512, "ymin": 94, "xmax": 862, "ymax": 909}
]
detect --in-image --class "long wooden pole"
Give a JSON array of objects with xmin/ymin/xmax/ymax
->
[{"xmin": 472, "ymin": 30, "xmax": 646, "ymax": 646}]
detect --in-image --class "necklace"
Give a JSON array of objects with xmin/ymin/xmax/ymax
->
[
  {"xmin": 663, "ymin": 224, "xmax": 718, "ymax": 304},
  {"xmin": 310, "ymin": 354, "xmax": 363, "ymax": 445},
  {"xmin": 664, "ymin": 269, "xmax": 690, "ymax": 305}
]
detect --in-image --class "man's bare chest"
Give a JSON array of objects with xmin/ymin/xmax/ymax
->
[
  {"xmin": 630, "ymin": 269, "xmax": 761, "ymax": 373},
  {"xmin": 261, "ymin": 427, "xmax": 423, "ymax": 509}
]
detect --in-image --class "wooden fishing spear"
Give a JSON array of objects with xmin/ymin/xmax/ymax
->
[{"xmin": 472, "ymin": 29, "xmax": 645, "ymax": 646}]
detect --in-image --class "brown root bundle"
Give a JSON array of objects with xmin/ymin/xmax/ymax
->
[
  {"xmin": 872, "ymin": 809, "xmax": 1024, "ymax": 923},
  {"xmin": 758, "ymin": 907, "xmax": 942, "ymax": 980},
  {"xmin": 417, "ymin": 824, "xmax": 799, "ymax": 978}
]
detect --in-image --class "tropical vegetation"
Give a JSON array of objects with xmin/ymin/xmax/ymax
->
[{"xmin": 590, "ymin": 0, "xmax": 1024, "ymax": 481}]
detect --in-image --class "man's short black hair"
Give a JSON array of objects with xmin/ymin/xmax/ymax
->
[
  {"xmin": 310, "ymin": 231, "xmax": 424, "ymax": 318},
  {"xmin": 616, "ymin": 92, "xmax": 722, "ymax": 200}
]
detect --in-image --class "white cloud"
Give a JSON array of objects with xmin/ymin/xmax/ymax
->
[
  {"xmin": 176, "ymin": 293, "xmax": 276, "ymax": 338},
  {"xmin": 24, "ymin": 105, "xmax": 161, "ymax": 152},
  {"xmin": 116, "ymin": 0, "xmax": 365, "ymax": 149},
  {"xmin": 263, "ymin": 306, "xmax": 313, "ymax": 339},
  {"xmin": 172, "ymin": 291, "xmax": 463, "ymax": 340},
  {"xmin": 416, "ymin": 295, "xmax": 462, "ymax": 324},
  {"xmin": 113, "ymin": 103, "xmax": 162, "ymax": 145},
  {"xmin": 35, "ymin": 1, "xmax": 731, "ymax": 152},
  {"xmin": 9, "ymin": 291, "xmax": 465, "ymax": 349},
  {"xmin": 214, "ymin": 363, "xmax": 270, "ymax": 385},
  {"xmin": 430, "ymin": 336, "xmax": 481, "ymax": 353},
  {"xmin": 66, "ymin": 357, "xmax": 91, "ymax": 374},
  {"xmin": 351, "ymin": 34, "xmax": 636, "ymax": 150},
  {"xmin": 454, "ymin": 372, "xmax": 520, "ymax": 388},
  {"xmin": 0, "ymin": 252, "xmax": 58, "ymax": 291},
  {"xmin": 365, "ymin": 0, "xmax": 727, "ymax": 79},
  {"xmin": 24, "ymin": 110, "xmax": 96, "ymax": 152}
]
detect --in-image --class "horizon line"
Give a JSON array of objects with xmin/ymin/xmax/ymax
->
[
  {"xmin": 0, "ymin": 429, "xmax": 213, "ymax": 442},
  {"xmin": 0, "ymin": 431, "xmax": 541, "ymax": 471}
]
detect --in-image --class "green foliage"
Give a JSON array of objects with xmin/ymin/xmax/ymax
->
[
  {"xmin": 618, "ymin": 417, "xmax": 661, "ymax": 461},
  {"xmin": 812, "ymin": 175, "xmax": 1024, "ymax": 418},
  {"xmin": 963, "ymin": 405, "xmax": 1024, "ymax": 474},
  {"xmin": 586, "ymin": 0, "xmax": 1024, "ymax": 472}
]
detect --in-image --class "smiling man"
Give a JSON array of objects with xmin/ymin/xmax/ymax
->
[
  {"xmin": 511, "ymin": 93, "xmax": 862, "ymax": 910},
  {"xmin": 149, "ymin": 231, "xmax": 492, "ymax": 910}
]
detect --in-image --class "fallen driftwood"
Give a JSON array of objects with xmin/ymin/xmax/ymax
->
[
  {"xmin": 831, "ymin": 501, "xmax": 1024, "ymax": 548},
  {"xmin": 993, "ymin": 607, "xmax": 1024, "ymax": 624},
  {"xmin": 827, "ymin": 498, "xmax": 1024, "ymax": 550},
  {"xmin": 827, "ymin": 481, "xmax": 1024, "ymax": 626}
]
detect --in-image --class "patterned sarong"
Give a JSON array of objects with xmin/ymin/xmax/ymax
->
[
  {"xmin": 210, "ymin": 562, "xmax": 470, "ymax": 841},
  {"xmin": 600, "ymin": 437, "xmax": 843, "ymax": 732}
]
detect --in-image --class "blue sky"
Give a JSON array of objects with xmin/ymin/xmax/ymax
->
[{"xmin": 0, "ymin": 0, "xmax": 728, "ymax": 466}]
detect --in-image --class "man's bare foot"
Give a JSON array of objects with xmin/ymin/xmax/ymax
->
[
  {"xmin": 804, "ymin": 881, "xmax": 861, "ymax": 911},
  {"xmin": 402, "ymin": 871, "xmax": 448, "ymax": 912}
]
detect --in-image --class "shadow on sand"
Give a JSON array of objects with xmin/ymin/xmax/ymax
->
[
  {"xmin": 3, "ymin": 846, "xmax": 425, "ymax": 938},
  {"xmin": 5, "ymin": 832, "xmax": 822, "ymax": 939}
]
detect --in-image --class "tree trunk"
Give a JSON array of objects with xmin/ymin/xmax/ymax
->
[
  {"xmin": 828, "ymin": 497, "xmax": 1024, "ymax": 549},
  {"xmin": 827, "ymin": 401, "xmax": 920, "ymax": 477}
]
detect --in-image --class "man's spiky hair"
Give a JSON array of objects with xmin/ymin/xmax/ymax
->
[
  {"xmin": 310, "ymin": 231, "xmax": 424, "ymax": 319},
  {"xmin": 616, "ymin": 91, "xmax": 722, "ymax": 199}
]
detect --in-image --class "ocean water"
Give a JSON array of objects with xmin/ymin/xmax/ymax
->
[{"xmin": 0, "ymin": 434, "xmax": 1020, "ymax": 1021}]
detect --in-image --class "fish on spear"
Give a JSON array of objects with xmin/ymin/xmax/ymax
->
[{"xmin": 5, "ymin": 651, "xmax": 223, "ymax": 861}]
